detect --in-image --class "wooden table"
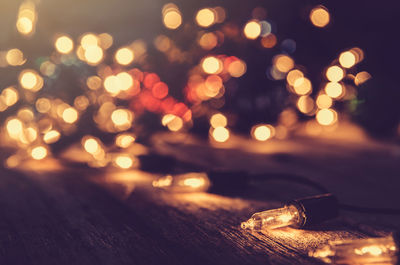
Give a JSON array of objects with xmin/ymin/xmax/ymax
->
[{"xmin": 1, "ymin": 128, "xmax": 400, "ymax": 265}]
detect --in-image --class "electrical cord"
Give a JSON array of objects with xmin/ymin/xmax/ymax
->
[{"xmin": 249, "ymin": 172, "xmax": 400, "ymax": 215}]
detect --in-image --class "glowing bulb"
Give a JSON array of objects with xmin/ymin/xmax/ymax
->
[
  {"xmin": 62, "ymin": 107, "xmax": 78, "ymax": 124},
  {"xmin": 339, "ymin": 51, "xmax": 356, "ymax": 68},
  {"xmin": 55, "ymin": 35, "xmax": 74, "ymax": 54},
  {"xmin": 241, "ymin": 205, "xmax": 301, "ymax": 230},
  {"xmin": 6, "ymin": 118, "xmax": 23, "ymax": 137},
  {"xmin": 310, "ymin": 235, "xmax": 399, "ymax": 264},
  {"xmin": 252, "ymin": 124, "xmax": 274, "ymax": 141},
  {"xmin": 43, "ymin": 130, "xmax": 61, "ymax": 144},
  {"xmin": 242, "ymin": 194, "xmax": 338, "ymax": 231},
  {"xmin": 162, "ymin": 114, "xmax": 183, "ymax": 132},
  {"xmin": 196, "ymin": 8, "xmax": 216, "ymax": 27},
  {"xmin": 202, "ymin": 56, "xmax": 222, "ymax": 74},
  {"xmin": 326, "ymin": 66, "xmax": 344, "ymax": 82},
  {"xmin": 293, "ymin": 77, "xmax": 312, "ymax": 95},
  {"xmin": 111, "ymin": 109, "xmax": 132, "ymax": 128},
  {"xmin": 114, "ymin": 155, "xmax": 134, "ymax": 169},
  {"xmin": 212, "ymin": 127, "xmax": 230, "ymax": 142},
  {"xmin": 152, "ymin": 172, "xmax": 210, "ymax": 193},
  {"xmin": 83, "ymin": 137, "xmax": 100, "ymax": 154},
  {"xmin": 163, "ymin": 9, "xmax": 182, "ymax": 29},
  {"xmin": 310, "ymin": 6, "xmax": 330, "ymax": 28},
  {"xmin": 316, "ymin": 108, "xmax": 337, "ymax": 126},
  {"xmin": 16, "ymin": 17, "xmax": 33, "ymax": 35},
  {"xmin": 2, "ymin": 87, "xmax": 19, "ymax": 106},
  {"xmin": 115, "ymin": 47, "xmax": 134, "ymax": 65},
  {"xmin": 19, "ymin": 70, "xmax": 43, "ymax": 92},
  {"xmin": 31, "ymin": 146, "xmax": 47, "ymax": 160},
  {"xmin": 6, "ymin": 48, "xmax": 25, "ymax": 66},
  {"xmin": 115, "ymin": 133, "xmax": 136, "ymax": 148},
  {"xmin": 84, "ymin": 46, "xmax": 103, "ymax": 65},
  {"xmin": 316, "ymin": 94, "xmax": 333, "ymax": 109},
  {"xmin": 274, "ymin": 55, "xmax": 294, "ymax": 73},
  {"xmin": 210, "ymin": 113, "xmax": 227, "ymax": 128},
  {"xmin": 244, "ymin": 20, "xmax": 261, "ymax": 39},
  {"xmin": 325, "ymin": 82, "xmax": 344, "ymax": 98}
]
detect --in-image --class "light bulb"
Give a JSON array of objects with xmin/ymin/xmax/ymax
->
[
  {"xmin": 152, "ymin": 172, "xmax": 210, "ymax": 193},
  {"xmin": 241, "ymin": 205, "xmax": 301, "ymax": 230},
  {"xmin": 241, "ymin": 193, "xmax": 338, "ymax": 231},
  {"xmin": 310, "ymin": 234, "xmax": 399, "ymax": 264}
]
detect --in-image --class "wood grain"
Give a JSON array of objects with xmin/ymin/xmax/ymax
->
[{"xmin": 0, "ymin": 132, "xmax": 399, "ymax": 264}]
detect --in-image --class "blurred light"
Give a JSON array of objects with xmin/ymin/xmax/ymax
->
[
  {"xmin": 115, "ymin": 133, "xmax": 136, "ymax": 148},
  {"xmin": 198, "ymin": 32, "xmax": 218, "ymax": 50},
  {"xmin": 43, "ymin": 130, "xmax": 61, "ymax": 144},
  {"xmin": 316, "ymin": 94, "xmax": 333, "ymax": 109},
  {"xmin": 325, "ymin": 82, "xmax": 344, "ymax": 98},
  {"xmin": 35, "ymin": 98, "xmax": 51, "ymax": 113},
  {"xmin": 252, "ymin": 124, "xmax": 274, "ymax": 141},
  {"xmin": 111, "ymin": 109, "xmax": 133, "ymax": 129},
  {"xmin": 98, "ymin": 33, "xmax": 113, "ymax": 49},
  {"xmin": 152, "ymin": 82, "xmax": 169, "ymax": 99},
  {"xmin": 339, "ymin": 51, "xmax": 356, "ymax": 68},
  {"xmin": 286, "ymin": 69, "xmax": 303, "ymax": 86},
  {"xmin": 293, "ymin": 77, "xmax": 312, "ymax": 95},
  {"xmin": 87, "ymin": 76, "xmax": 102, "ymax": 90},
  {"xmin": 74, "ymin": 95, "xmax": 89, "ymax": 111},
  {"xmin": 310, "ymin": 6, "xmax": 330, "ymax": 28},
  {"xmin": 6, "ymin": 118, "xmax": 23, "ymax": 138},
  {"xmin": 115, "ymin": 47, "xmax": 134, "ymax": 65},
  {"xmin": 261, "ymin": 34, "xmax": 277, "ymax": 48},
  {"xmin": 153, "ymin": 173, "xmax": 210, "ymax": 193},
  {"xmin": 18, "ymin": 108, "xmax": 34, "ymax": 122},
  {"xmin": 31, "ymin": 146, "xmax": 47, "ymax": 160},
  {"xmin": 62, "ymin": 107, "xmax": 78, "ymax": 124},
  {"xmin": 1, "ymin": 87, "xmax": 19, "ymax": 106},
  {"xmin": 326, "ymin": 66, "xmax": 344, "ymax": 82},
  {"xmin": 228, "ymin": 60, "xmax": 247, "ymax": 77},
  {"xmin": 212, "ymin": 126, "xmax": 229, "ymax": 142},
  {"xmin": 162, "ymin": 114, "xmax": 183, "ymax": 132},
  {"xmin": 162, "ymin": 4, "xmax": 182, "ymax": 30},
  {"xmin": 297, "ymin": 96, "xmax": 315, "ymax": 114},
  {"xmin": 115, "ymin": 155, "xmax": 133, "ymax": 169},
  {"xmin": 104, "ymin": 75, "xmax": 120, "ymax": 95},
  {"xmin": 116, "ymin": 72, "xmax": 133, "ymax": 91},
  {"xmin": 355, "ymin": 71, "xmax": 371, "ymax": 86},
  {"xmin": 316, "ymin": 108, "xmax": 337, "ymax": 126},
  {"xmin": 210, "ymin": 113, "xmax": 227, "ymax": 128},
  {"xmin": 84, "ymin": 46, "xmax": 103, "ymax": 65},
  {"xmin": 83, "ymin": 137, "xmax": 101, "ymax": 154},
  {"xmin": 274, "ymin": 55, "xmax": 294, "ymax": 73},
  {"xmin": 40, "ymin": 61, "xmax": 56, "ymax": 77},
  {"xmin": 196, "ymin": 8, "xmax": 216, "ymax": 27},
  {"xmin": 55, "ymin": 35, "xmax": 74, "ymax": 54},
  {"xmin": 202, "ymin": 56, "xmax": 222, "ymax": 74},
  {"xmin": 244, "ymin": 20, "xmax": 261, "ymax": 39},
  {"xmin": 6, "ymin": 48, "xmax": 25, "ymax": 66},
  {"xmin": 16, "ymin": 17, "xmax": 33, "ymax": 35},
  {"xmin": 19, "ymin": 70, "xmax": 43, "ymax": 92},
  {"xmin": 80, "ymin": 33, "xmax": 98, "ymax": 49}
]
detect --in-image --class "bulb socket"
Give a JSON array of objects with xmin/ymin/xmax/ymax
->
[{"xmin": 287, "ymin": 193, "xmax": 339, "ymax": 227}]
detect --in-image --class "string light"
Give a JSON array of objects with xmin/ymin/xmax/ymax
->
[
  {"xmin": 241, "ymin": 194, "xmax": 338, "ymax": 231},
  {"xmin": 310, "ymin": 234, "xmax": 399, "ymax": 264},
  {"xmin": 152, "ymin": 172, "xmax": 210, "ymax": 193}
]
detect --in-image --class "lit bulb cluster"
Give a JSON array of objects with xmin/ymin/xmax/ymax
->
[
  {"xmin": 0, "ymin": 0, "xmax": 375, "ymax": 171},
  {"xmin": 152, "ymin": 172, "xmax": 211, "ymax": 193},
  {"xmin": 310, "ymin": 234, "xmax": 400, "ymax": 264}
]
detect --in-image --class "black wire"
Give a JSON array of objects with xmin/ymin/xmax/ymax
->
[
  {"xmin": 339, "ymin": 203, "xmax": 400, "ymax": 215},
  {"xmin": 250, "ymin": 172, "xmax": 400, "ymax": 215}
]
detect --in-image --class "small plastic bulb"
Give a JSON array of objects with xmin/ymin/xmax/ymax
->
[
  {"xmin": 310, "ymin": 234, "xmax": 399, "ymax": 264},
  {"xmin": 152, "ymin": 172, "xmax": 210, "ymax": 193},
  {"xmin": 241, "ymin": 205, "xmax": 301, "ymax": 230},
  {"xmin": 241, "ymin": 194, "xmax": 338, "ymax": 231}
]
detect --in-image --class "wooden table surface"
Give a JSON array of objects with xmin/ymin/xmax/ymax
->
[{"xmin": 1, "ymin": 128, "xmax": 400, "ymax": 265}]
